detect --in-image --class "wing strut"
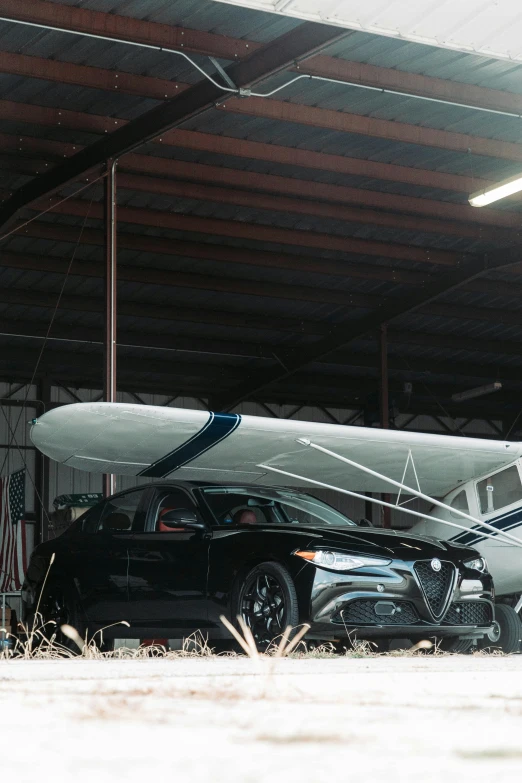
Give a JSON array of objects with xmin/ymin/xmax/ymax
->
[
  {"xmin": 258, "ymin": 463, "xmax": 522, "ymax": 549},
  {"xmin": 296, "ymin": 438, "xmax": 522, "ymax": 548},
  {"xmin": 396, "ymin": 450, "xmax": 421, "ymax": 506}
]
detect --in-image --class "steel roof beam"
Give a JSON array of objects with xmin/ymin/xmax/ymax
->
[
  {"xmin": 0, "ymin": 100, "xmax": 492, "ymax": 195},
  {"xmin": 0, "ymin": 286, "xmax": 327, "ymax": 335},
  {"xmin": 3, "ymin": 152, "xmax": 510, "ymax": 241},
  {"xmin": 3, "ymin": 131, "xmax": 520, "ymax": 237},
  {"xmin": 23, "ymin": 195, "xmax": 467, "ymax": 267},
  {"xmin": 0, "ymin": 50, "xmax": 186, "ymax": 101},
  {"xmin": 220, "ymin": 95, "xmax": 522, "ymax": 164},
  {"xmin": 0, "ymin": 20, "xmax": 346, "ymax": 230},
  {"xmin": 0, "ymin": 249, "xmax": 380, "ymax": 309},
  {"xmin": 0, "ymin": 0, "xmax": 249, "ymax": 60},
  {"xmin": 304, "ymin": 56, "xmax": 522, "ymax": 118},
  {"xmin": 11, "ymin": 220, "xmax": 429, "ymax": 285},
  {"xmin": 3, "ymin": 239, "xmax": 522, "ymax": 307},
  {"xmin": 2, "ymin": 257, "xmax": 522, "ymax": 330}
]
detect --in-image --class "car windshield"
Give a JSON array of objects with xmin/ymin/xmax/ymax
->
[{"xmin": 201, "ymin": 486, "xmax": 356, "ymax": 527}]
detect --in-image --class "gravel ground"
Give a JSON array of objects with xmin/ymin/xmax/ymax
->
[{"xmin": 1, "ymin": 654, "xmax": 522, "ymax": 782}]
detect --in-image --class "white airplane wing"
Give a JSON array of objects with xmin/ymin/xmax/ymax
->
[{"xmin": 30, "ymin": 402, "xmax": 522, "ymax": 497}]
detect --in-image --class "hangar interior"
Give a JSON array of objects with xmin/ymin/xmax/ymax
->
[{"xmin": 2, "ymin": 0, "xmax": 522, "ymax": 544}]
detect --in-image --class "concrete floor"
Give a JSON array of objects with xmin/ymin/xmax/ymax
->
[{"xmin": 1, "ymin": 654, "xmax": 522, "ymax": 782}]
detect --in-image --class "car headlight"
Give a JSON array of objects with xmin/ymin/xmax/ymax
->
[
  {"xmin": 295, "ymin": 550, "xmax": 391, "ymax": 571},
  {"xmin": 463, "ymin": 556, "xmax": 488, "ymax": 573}
]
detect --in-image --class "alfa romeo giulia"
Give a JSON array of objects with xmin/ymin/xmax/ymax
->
[{"xmin": 22, "ymin": 481, "xmax": 497, "ymax": 651}]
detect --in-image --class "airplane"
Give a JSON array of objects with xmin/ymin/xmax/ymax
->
[{"xmin": 30, "ymin": 401, "xmax": 522, "ymax": 652}]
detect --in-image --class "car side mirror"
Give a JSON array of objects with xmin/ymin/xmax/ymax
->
[
  {"xmin": 105, "ymin": 512, "xmax": 132, "ymax": 531},
  {"xmin": 358, "ymin": 518, "xmax": 374, "ymax": 528},
  {"xmin": 160, "ymin": 509, "xmax": 206, "ymax": 530}
]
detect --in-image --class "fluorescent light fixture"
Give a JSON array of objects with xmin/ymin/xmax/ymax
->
[
  {"xmin": 469, "ymin": 172, "xmax": 522, "ymax": 207},
  {"xmin": 451, "ymin": 383, "xmax": 502, "ymax": 402}
]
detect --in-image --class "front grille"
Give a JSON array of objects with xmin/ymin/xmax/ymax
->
[
  {"xmin": 335, "ymin": 600, "xmax": 419, "ymax": 626},
  {"xmin": 444, "ymin": 602, "xmax": 492, "ymax": 626},
  {"xmin": 414, "ymin": 560, "xmax": 455, "ymax": 618}
]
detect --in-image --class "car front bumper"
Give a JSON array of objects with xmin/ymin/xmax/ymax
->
[{"xmin": 304, "ymin": 560, "xmax": 495, "ymax": 641}]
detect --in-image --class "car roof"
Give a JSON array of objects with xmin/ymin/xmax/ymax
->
[{"xmin": 142, "ymin": 480, "xmax": 309, "ymax": 495}]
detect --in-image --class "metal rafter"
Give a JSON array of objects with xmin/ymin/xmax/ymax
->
[
  {"xmin": 2, "ymin": 140, "xmax": 517, "ymax": 238},
  {"xmin": 8, "ymin": 220, "xmax": 522, "ymax": 299},
  {"xmin": 19, "ymin": 196, "xmax": 469, "ymax": 267},
  {"xmin": 3, "ymin": 250, "xmax": 522, "ymax": 330},
  {"xmin": 219, "ymin": 95, "xmax": 522, "ymax": 164},
  {"xmin": 0, "ymin": 21, "xmax": 347, "ymax": 230},
  {"xmin": 0, "ymin": 102, "xmax": 492, "ymax": 196}
]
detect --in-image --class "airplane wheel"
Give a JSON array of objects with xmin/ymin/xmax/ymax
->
[{"xmin": 488, "ymin": 604, "xmax": 522, "ymax": 654}]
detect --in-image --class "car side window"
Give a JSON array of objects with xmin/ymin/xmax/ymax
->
[
  {"xmin": 449, "ymin": 490, "xmax": 469, "ymax": 519},
  {"xmin": 81, "ymin": 503, "xmax": 104, "ymax": 534},
  {"xmin": 477, "ymin": 465, "xmax": 522, "ymax": 515},
  {"xmin": 150, "ymin": 489, "xmax": 197, "ymax": 532},
  {"xmin": 85, "ymin": 489, "xmax": 148, "ymax": 533},
  {"xmin": 202, "ymin": 490, "xmax": 275, "ymax": 525}
]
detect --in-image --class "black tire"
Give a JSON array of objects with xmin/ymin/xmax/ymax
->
[
  {"xmin": 39, "ymin": 581, "xmax": 86, "ymax": 653},
  {"xmin": 234, "ymin": 561, "xmax": 300, "ymax": 652},
  {"xmin": 436, "ymin": 637, "xmax": 473, "ymax": 653},
  {"xmin": 486, "ymin": 604, "xmax": 522, "ymax": 654}
]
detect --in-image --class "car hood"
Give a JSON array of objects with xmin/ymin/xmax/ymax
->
[{"xmin": 294, "ymin": 526, "xmax": 468, "ymax": 560}]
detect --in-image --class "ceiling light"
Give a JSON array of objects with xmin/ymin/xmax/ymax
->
[
  {"xmin": 469, "ymin": 173, "xmax": 522, "ymax": 207},
  {"xmin": 451, "ymin": 383, "xmax": 502, "ymax": 402}
]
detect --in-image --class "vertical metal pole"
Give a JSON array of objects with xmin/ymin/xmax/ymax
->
[
  {"xmin": 103, "ymin": 159, "xmax": 117, "ymax": 498},
  {"xmin": 380, "ymin": 324, "xmax": 391, "ymax": 529},
  {"xmin": 34, "ymin": 378, "xmax": 51, "ymax": 543}
]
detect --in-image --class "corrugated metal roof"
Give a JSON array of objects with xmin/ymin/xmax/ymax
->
[{"xmin": 2, "ymin": 0, "xmax": 522, "ymax": 419}]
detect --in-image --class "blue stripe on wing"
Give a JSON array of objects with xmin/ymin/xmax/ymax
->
[{"xmin": 139, "ymin": 411, "xmax": 241, "ymax": 478}]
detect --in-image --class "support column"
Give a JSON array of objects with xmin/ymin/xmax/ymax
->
[
  {"xmin": 103, "ymin": 159, "xmax": 117, "ymax": 498},
  {"xmin": 380, "ymin": 324, "xmax": 391, "ymax": 529},
  {"xmin": 34, "ymin": 378, "xmax": 51, "ymax": 543}
]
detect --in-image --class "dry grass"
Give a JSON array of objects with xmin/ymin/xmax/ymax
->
[{"xmin": 3, "ymin": 620, "xmax": 506, "ymax": 660}]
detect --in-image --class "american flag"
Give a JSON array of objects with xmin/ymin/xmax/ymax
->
[{"xmin": 0, "ymin": 470, "xmax": 29, "ymax": 592}]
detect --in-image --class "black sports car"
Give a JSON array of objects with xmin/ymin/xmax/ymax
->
[{"xmin": 23, "ymin": 481, "xmax": 496, "ymax": 650}]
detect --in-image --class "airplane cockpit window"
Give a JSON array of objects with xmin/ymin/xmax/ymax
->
[
  {"xmin": 201, "ymin": 487, "xmax": 356, "ymax": 527},
  {"xmin": 449, "ymin": 490, "xmax": 469, "ymax": 519},
  {"xmin": 477, "ymin": 465, "xmax": 522, "ymax": 515}
]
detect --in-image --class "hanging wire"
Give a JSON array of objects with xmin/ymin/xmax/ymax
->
[{"xmin": 0, "ymin": 173, "xmax": 105, "ymax": 244}]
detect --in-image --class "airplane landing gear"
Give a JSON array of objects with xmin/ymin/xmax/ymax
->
[{"xmin": 481, "ymin": 604, "xmax": 522, "ymax": 654}]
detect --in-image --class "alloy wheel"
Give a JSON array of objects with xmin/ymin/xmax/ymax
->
[{"xmin": 240, "ymin": 571, "xmax": 286, "ymax": 649}]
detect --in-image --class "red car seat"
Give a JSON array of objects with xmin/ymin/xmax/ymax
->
[{"xmin": 157, "ymin": 507, "xmax": 181, "ymax": 532}]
